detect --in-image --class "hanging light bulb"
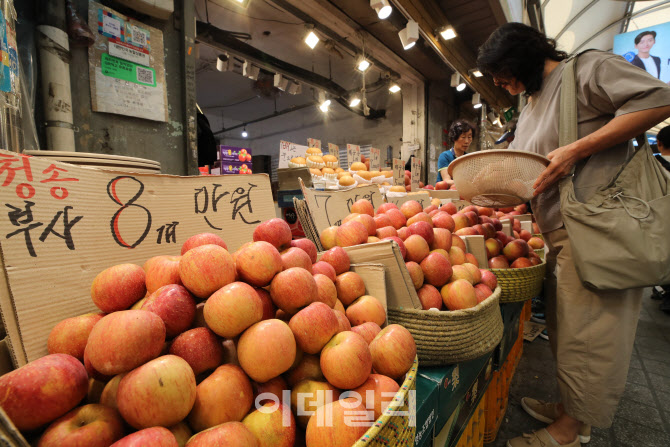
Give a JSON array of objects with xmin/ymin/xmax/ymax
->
[
  {"xmin": 241, "ymin": 126, "xmax": 248, "ymax": 138},
  {"xmin": 304, "ymin": 26, "xmax": 320, "ymax": 49},
  {"xmin": 370, "ymin": 0, "xmax": 392, "ymax": 19},
  {"xmin": 389, "ymin": 83, "xmax": 401, "ymax": 93}
]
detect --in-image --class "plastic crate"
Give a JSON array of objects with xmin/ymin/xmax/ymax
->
[
  {"xmin": 454, "ymin": 395, "xmax": 485, "ymax": 447},
  {"xmin": 483, "ymin": 319, "xmax": 524, "ymax": 443}
]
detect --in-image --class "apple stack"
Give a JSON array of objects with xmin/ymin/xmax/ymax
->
[{"xmin": 0, "ymin": 218, "xmax": 418, "ymax": 447}]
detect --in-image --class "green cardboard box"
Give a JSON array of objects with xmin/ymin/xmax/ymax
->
[{"xmin": 414, "ymin": 374, "xmax": 440, "ymax": 446}]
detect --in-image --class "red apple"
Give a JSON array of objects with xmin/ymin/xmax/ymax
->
[
  {"xmin": 435, "ymin": 181, "xmax": 448, "ymax": 190},
  {"xmin": 38, "ymin": 403, "xmax": 124, "ymax": 447},
  {"xmin": 350, "ymin": 213, "xmax": 377, "ymax": 236},
  {"xmin": 479, "ymin": 269, "xmax": 498, "ymax": 290},
  {"xmin": 320, "ymin": 247, "xmax": 350, "ymax": 275},
  {"xmin": 352, "ymin": 374, "xmax": 400, "ymax": 419},
  {"xmin": 423, "ymin": 205, "xmax": 438, "ymax": 214},
  {"xmin": 188, "ymin": 364, "xmax": 253, "ymax": 432},
  {"xmin": 511, "ymin": 257, "xmax": 533, "ymax": 268},
  {"xmin": 179, "ymin": 245, "xmax": 236, "ymax": 299},
  {"xmin": 168, "ymin": 422, "xmax": 191, "ymax": 447},
  {"xmin": 488, "ymin": 256, "xmax": 510, "ymax": 269},
  {"xmin": 432, "ymin": 212, "xmax": 455, "ymax": 232},
  {"xmin": 320, "ymin": 226, "xmax": 338, "ymax": 250},
  {"xmin": 91, "ymin": 264, "xmax": 146, "ymax": 313},
  {"xmin": 408, "ymin": 221, "xmax": 434, "ymax": 245},
  {"xmin": 519, "ymin": 230, "xmax": 532, "ymax": 242},
  {"xmin": 305, "ymin": 399, "xmax": 369, "ymax": 447},
  {"xmin": 420, "ymin": 252, "xmax": 453, "ymax": 287},
  {"xmin": 383, "ymin": 236, "xmax": 407, "ymax": 260},
  {"xmin": 440, "ymin": 202, "xmax": 457, "ymax": 214},
  {"xmin": 374, "ymin": 213, "xmax": 393, "ymax": 229},
  {"xmin": 404, "ymin": 234, "xmax": 430, "ymax": 263},
  {"xmin": 503, "ymin": 239, "xmax": 529, "ymax": 262},
  {"xmin": 335, "ymin": 220, "xmax": 368, "ymax": 247},
  {"xmin": 186, "ymin": 421, "xmax": 257, "ymax": 447},
  {"xmin": 376, "ymin": 203, "xmax": 397, "ymax": 214},
  {"xmin": 236, "ymin": 241, "xmax": 282, "ymax": 287},
  {"xmin": 255, "ymin": 288, "xmax": 276, "ymax": 320},
  {"xmin": 141, "ymin": 284, "xmax": 196, "ymax": 338},
  {"xmin": 528, "ymin": 237, "xmax": 545, "ymax": 249},
  {"xmin": 284, "ymin": 355, "xmax": 324, "ymax": 387},
  {"xmin": 346, "ymin": 295, "xmax": 386, "ymax": 327},
  {"xmin": 452, "ymin": 234, "xmax": 466, "ymax": 251},
  {"xmin": 86, "ymin": 310, "xmax": 165, "ymax": 376},
  {"xmin": 243, "ymin": 403, "xmax": 295, "ymax": 447},
  {"xmin": 238, "ymin": 320, "xmax": 296, "ymax": 383},
  {"xmin": 351, "ymin": 322, "xmax": 382, "ymax": 345},
  {"xmin": 400, "ymin": 200, "xmax": 423, "ymax": 219},
  {"xmin": 405, "ymin": 261, "xmax": 424, "ymax": 290},
  {"xmin": 47, "ymin": 313, "xmax": 103, "ymax": 361},
  {"xmin": 334, "ymin": 310, "xmax": 352, "ymax": 333},
  {"xmin": 169, "ymin": 327, "xmax": 223, "ymax": 376},
  {"xmin": 369, "ymin": 324, "xmax": 416, "ymax": 379},
  {"xmin": 397, "ymin": 226, "xmax": 410, "ymax": 241},
  {"xmin": 450, "ymin": 265, "xmax": 474, "ymax": 284},
  {"xmin": 270, "ymin": 267, "xmax": 318, "ymax": 314},
  {"xmin": 417, "ymin": 284, "xmax": 443, "ymax": 310},
  {"xmin": 204, "ymin": 282, "xmax": 263, "ymax": 338},
  {"xmin": 449, "ymin": 246, "xmax": 466, "ymax": 265},
  {"xmin": 253, "ymin": 376, "xmax": 289, "ymax": 406},
  {"xmin": 485, "ymin": 238, "xmax": 503, "ymax": 258},
  {"xmin": 464, "ymin": 253, "xmax": 479, "ymax": 267},
  {"xmin": 441, "ymin": 279, "xmax": 477, "ymax": 310},
  {"xmin": 334, "ymin": 271, "xmax": 366, "ymax": 306},
  {"xmin": 455, "ymin": 227, "xmax": 478, "ymax": 237},
  {"xmin": 290, "ymin": 238, "xmax": 318, "ymax": 263},
  {"xmin": 290, "ymin": 380, "xmax": 339, "ymax": 428},
  {"xmin": 333, "ymin": 299, "xmax": 345, "ymax": 314},
  {"xmin": 431, "ymin": 228, "xmax": 452, "ymax": 252},
  {"xmin": 289, "ymin": 302, "xmax": 339, "ymax": 354},
  {"xmin": 463, "ymin": 263, "xmax": 482, "ymax": 284},
  {"xmin": 474, "ymin": 284, "xmax": 493, "ymax": 303},
  {"xmin": 320, "ymin": 332, "xmax": 372, "ymax": 389},
  {"xmin": 376, "ymin": 225, "xmax": 398, "ymax": 239},
  {"xmin": 280, "ymin": 247, "xmax": 313, "ymax": 272},
  {"xmin": 0, "ymin": 354, "xmax": 88, "ymax": 431},
  {"xmin": 181, "ymin": 233, "xmax": 227, "ymax": 255},
  {"xmin": 312, "ymin": 261, "xmax": 336, "ymax": 281},
  {"xmin": 144, "ymin": 255, "xmax": 182, "ymax": 294},
  {"xmin": 110, "ymin": 427, "xmax": 178, "ymax": 447},
  {"xmin": 451, "ymin": 213, "xmax": 469, "ymax": 231},
  {"xmin": 117, "ymin": 355, "xmax": 196, "ymax": 429},
  {"xmin": 351, "ymin": 199, "xmax": 374, "ymax": 217},
  {"xmin": 253, "ymin": 218, "xmax": 292, "ymax": 250},
  {"xmin": 385, "ymin": 209, "xmax": 407, "ymax": 229},
  {"xmin": 407, "ymin": 212, "xmax": 433, "ymax": 229}
]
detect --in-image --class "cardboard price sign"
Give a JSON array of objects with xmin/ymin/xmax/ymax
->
[
  {"xmin": 370, "ymin": 147, "xmax": 381, "ymax": 172},
  {"xmin": 411, "ymin": 157, "xmax": 421, "ymax": 192},
  {"xmin": 307, "ymin": 138, "xmax": 321, "ymax": 149},
  {"xmin": 327, "ymin": 143, "xmax": 339, "ymax": 157},
  {"xmin": 392, "ymin": 159, "xmax": 405, "ymax": 186},
  {"xmin": 386, "ymin": 192, "xmax": 431, "ymax": 208},
  {"xmin": 442, "ymin": 198, "xmax": 470, "ymax": 212},
  {"xmin": 347, "ymin": 144, "xmax": 361, "ymax": 169},
  {"xmin": 278, "ymin": 140, "xmax": 308, "ymax": 169},
  {"xmin": 0, "ymin": 150, "xmax": 275, "ymax": 366},
  {"xmin": 300, "ymin": 180, "xmax": 383, "ymax": 232}
]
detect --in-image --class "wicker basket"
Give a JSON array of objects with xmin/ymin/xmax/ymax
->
[
  {"xmin": 387, "ymin": 287, "xmax": 503, "ymax": 366},
  {"xmin": 353, "ymin": 356, "xmax": 418, "ymax": 446},
  {"xmin": 447, "ymin": 150, "xmax": 549, "ymax": 207},
  {"xmin": 489, "ymin": 261, "xmax": 546, "ymax": 303}
]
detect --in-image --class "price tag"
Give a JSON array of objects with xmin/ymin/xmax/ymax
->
[
  {"xmin": 278, "ymin": 140, "xmax": 308, "ymax": 169},
  {"xmin": 393, "ymin": 159, "xmax": 405, "ymax": 187},
  {"xmin": 307, "ymin": 138, "xmax": 322, "ymax": 149},
  {"xmin": 347, "ymin": 144, "xmax": 361, "ymax": 170},
  {"xmin": 370, "ymin": 148, "xmax": 381, "ymax": 171},
  {"xmin": 327, "ymin": 143, "xmax": 339, "ymax": 157},
  {"xmin": 411, "ymin": 157, "xmax": 421, "ymax": 192}
]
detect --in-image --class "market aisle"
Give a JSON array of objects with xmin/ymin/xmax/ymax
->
[{"xmin": 488, "ymin": 290, "xmax": 670, "ymax": 447}]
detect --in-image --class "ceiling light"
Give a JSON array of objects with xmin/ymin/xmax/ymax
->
[
  {"xmin": 305, "ymin": 30, "xmax": 320, "ymax": 49},
  {"xmin": 241, "ymin": 126, "xmax": 248, "ymax": 138},
  {"xmin": 286, "ymin": 81, "xmax": 302, "ymax": 95},
  {"xmin": 274, "ymin": 73, "xmax": 288, "ymax": 91},
  {"xmin": 357, "ymin": 57, "xmax": 371, "ymax": 72},
  {"xmin": 439, "ymin": 26, "xmax": 456, "ymax": 40},
  {"xmin": 451, "ymin": 73, "xmax": 466, "ymax": 91},
  {"xmin": 472, "ymin": 69, "xmax": 483, "ymax": 77},
  {"xmin": 371, "ymin": 0, "xmax": 392, "ymax": 20},
  {"xmin": 216, "ymin": 53, "xmax": 230, "ymax": 71},
  {"xmin": 389, "ymin": 83, "xmax": 401, "ymax": 93},
  {"xmin": 243, "ymin": 61, "xmax": 260, "ymax": 80},
  {"xmin": 472, "ymin": 92, "xmax": 481, "ymax": 109},
  {"xmin": 399, "ymin": 20, "xmax": 419, "ymax": 50},
  {"xmin": 318, "ymin": 91, "xmax": 330, "ymax": 112},
  {"xmin": 349, "ymin": 97, "xmax": 361, "ymax": 107}
]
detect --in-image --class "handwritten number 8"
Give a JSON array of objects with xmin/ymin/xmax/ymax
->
[{"xmin": 107, "ymin": 176, "xmax": 152, "ymax": 248}]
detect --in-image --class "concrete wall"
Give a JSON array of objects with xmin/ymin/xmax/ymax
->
[
  {"xmin": 42, "ymin": 0, "xmax": 192, "ymax": 174},
  {"xmin": 219, "ymin": 94, "xmax": 403, "ymax": 171},
  {"xmin": 426, "ymin": 81, "xmax": 456, "ymax": 185}
]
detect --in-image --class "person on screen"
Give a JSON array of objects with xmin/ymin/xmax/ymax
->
[{"xmin": 631, "ymin": 30, "xmax": 661, "ymax": 79}]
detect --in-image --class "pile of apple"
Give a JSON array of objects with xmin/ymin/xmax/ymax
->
[
  {"xmin": 320, "ymin": 199, "xmax": 500, "ymax": 312},
  {"xmin": 0, "ymin": 219, "xmax": 417, "ymax": 447}
]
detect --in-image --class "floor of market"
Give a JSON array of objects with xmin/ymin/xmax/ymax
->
[{"xmin": 488, "ymin": 291, "xmax": 670, "ymax": 447}]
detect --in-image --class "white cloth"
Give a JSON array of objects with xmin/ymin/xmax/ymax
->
[{"xmin": 640, "ymin": 55, "xmax": 659, "ymax": 79}]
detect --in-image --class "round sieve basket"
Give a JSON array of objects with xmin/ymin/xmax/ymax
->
[{"xmin": 447, "ymin": 150, "xmax": 549, "ymax": 207}]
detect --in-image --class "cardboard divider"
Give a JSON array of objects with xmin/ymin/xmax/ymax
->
[
  {"xmin": 0, "ymin": 150, "xmax": 276, "ymax": 366},
  {"xmin": 350, "ymin": 263, "xmax": 388, "ymax": 325},
  {"xmin": 462, "ymin": 235, "xmax": 488, "ymax": 268},
  {"xmin": 385, "ymin": 192, "xmax": 431, "ymax": 208},
  {"xmin": 278, "ymin": 168, "xmax": 312, "ymax": 191},
  {"xmin": 0, "ymin": 407, "xmax": 29, "ymax": 447},
  {"xmin": 428, "ymin": 190, "xmax": 461, "ymax": 200},
  {"xmin": 318, "ymin": 241, "xmax": 422, "ymax": 310}
]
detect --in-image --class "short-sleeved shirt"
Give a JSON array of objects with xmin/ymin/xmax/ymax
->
[
  {"xmin": 436, "ymin": 149, "xmax": 456, "ymax": 182},
  {"xmin": 510, "ymin": 50, "xmax": 670, "ymax": 233}
]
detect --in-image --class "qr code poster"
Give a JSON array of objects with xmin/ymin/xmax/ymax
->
[{"xmin": 88, "ymin": 2, "xmax": 168, "ymax": 122}]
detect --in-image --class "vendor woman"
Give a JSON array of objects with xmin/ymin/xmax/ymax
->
[{"xmin": 436, "ymin": 119, "xmax": 476, "ymax": 182}]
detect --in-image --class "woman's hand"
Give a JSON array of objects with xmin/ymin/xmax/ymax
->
[{"xmin": 532, "ymin": 144, "xmax": 580, "ymax": 196}]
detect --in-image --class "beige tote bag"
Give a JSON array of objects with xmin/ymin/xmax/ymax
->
[{"xmin": 558, "ymin": 55, "xmax": 670, "ymax": 290}]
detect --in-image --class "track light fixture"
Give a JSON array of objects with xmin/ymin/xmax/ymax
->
[
  {"xmin": 243, "ymin": 61, "xmax": 260, "ymax": 80},
  {"xmin": 399, "ymin": 20, "xmax": 419, "ymax": 50},
  {"xmin": 349, "ymin": 96, "xmax": 361, "ymax": 107},
  {"xmin": 357, "ymin": 57, "xmax": 371, "ymax": 72},
  {"xmin": 370, "ymin": 0, "xmax": 392, "ymax": 20},
  {"xmin": 304, "ymin": 25, "xmax": 320, "ymax": 49},
  {"xmin": 471, "ymin": 69, "xmax": 483, "ymax": 77},
  {"xmin": 451, "ymin": 73, "xmax": 466, "ymax": 91},
  {"xmin": 389, "ymin": 83, "xmax": 401, "ymax": 93},
  {"xmin": 439, "ymin": 26, "xmax": 456, "ymax": 40},
  {"xmin": 318, "ymin": 91, "xmax": 331, "ymax": 112},
  {"xmin": 274, "ymin": 73, "xmax": 288, "ymax": 91},
  {"xmin": 472, "ymin": 93, "xmax": 482, "ymax": 109}
]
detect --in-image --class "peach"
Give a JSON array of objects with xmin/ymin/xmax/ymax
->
[{"xmin": 91, "ymin": 264, "xmax": 146, "ymax": 313}]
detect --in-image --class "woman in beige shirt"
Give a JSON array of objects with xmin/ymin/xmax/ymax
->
[{"xmin": 478, "ymin": 23, "xmax": 670, "ymax": 447}]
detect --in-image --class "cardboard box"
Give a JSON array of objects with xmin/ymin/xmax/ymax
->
[
  {"xmin": 419, "ymin": 352, "xmax": 494, "ymax": 435},
  {"xmin": 428, "ymin": 190, "xmax": 461, "ymax": 200},
  {"xmin": 415, "ymin": 374, "xmax": 441, "ymax": 447},
  {"xmin": 349, "ymin": 264, "xmax": 387, "ymax": 315},
  {"xmin": 278, "ymin": 167, "xmax": 312, "ymax": 191},
  {"xmin": 433, "ymin": 402, "xmax": 462, "ymax": 447},
  {"xmin": 0, "ymin": 149, "xmax": 276, "ymax": 367},
  {"xmin": 493, "ymin": 302, "xmax": 524, "ymax": 370},
  {"xmin": 385, "ymin": 192, "xmax": 431, "ymax": 208},
  {"xmin": 462, "ymin": 235, "xmax": 487, "ymax": 268},
  {"xmin": 221, "ymin": 161, "xmax": 253, "ymax": 175},
  {"xmin": 219, "ymin": 145, "xmax": 252, "ymax": 162}
]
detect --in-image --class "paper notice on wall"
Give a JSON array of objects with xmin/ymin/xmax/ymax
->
[
  {"xmin": 278, "ymin": 140, "xmax": 308, "ymax": 168},
  {"xmin": 0, "ymin": 150, "xmax": 275, "ymax": 365},
  {"xmin": 88, "ymin": 2, "xmax": 168, "ymax": 122},
  {"xmin": 411, "ymin": 157, "xmax": 421, "ymax": 192},
  {"xmin": 347, "ymin": 144, "xmax": 361, "ymax": 169},
  {"xmin": 307, "ymin": 138, "xmax": 321, "ymax": 149},
  {"xmin": 327, "ymin": 143, "xmax": 339, "ymax": 157},
  {"xmin": 393, "ymin": 159, "xmax": 405, "ymax": 186},
  {"xmin": 370, "ymin": 148, "xmax": 381, "ymax": 172}
]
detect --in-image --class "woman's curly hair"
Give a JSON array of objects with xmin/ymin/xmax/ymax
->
[{"xmin": 477, "ymin": 23, "xmax": 567, "ymax": 96}]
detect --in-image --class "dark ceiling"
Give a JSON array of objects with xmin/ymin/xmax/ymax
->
[{"xmin": 437, "ymin": 0, "xmax": 506, "ymax": 56}]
